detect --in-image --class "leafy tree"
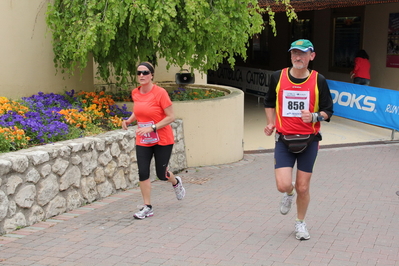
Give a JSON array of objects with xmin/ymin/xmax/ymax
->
[{"xmin": 46, "ymin": 0, "xmax": 296, "ymax": 84}]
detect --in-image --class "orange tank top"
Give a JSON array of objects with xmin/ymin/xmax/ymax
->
[{"xmin": 275, "ymin": 68, "xmax": 321, "ymax": 135}]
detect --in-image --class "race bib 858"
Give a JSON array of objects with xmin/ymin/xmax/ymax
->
[{"xmin": 282, "ymin": 90, "xmax": 310, "ymax": 117}]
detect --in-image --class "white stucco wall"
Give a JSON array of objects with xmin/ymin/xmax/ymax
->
[{"xmin": 0, "ymin": 0, "xmax": 93, "ymax": 100}]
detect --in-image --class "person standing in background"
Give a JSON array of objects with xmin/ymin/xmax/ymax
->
[{"xmin": 350, "ymin": 49, "xmax": 371, "ymax": 86}]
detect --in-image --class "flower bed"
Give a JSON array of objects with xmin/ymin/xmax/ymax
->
[
  {"xmin": 107, "ymin": 83, "xmax": 226, "ymax": 102},
  {"xmin": 0, "ymin": 91, "xmax": 131, "ymax": 153}
]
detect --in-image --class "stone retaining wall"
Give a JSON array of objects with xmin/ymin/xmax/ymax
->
[{"xmin": 0, "ymin": 120, "xmax": 186, "ymax": 235}]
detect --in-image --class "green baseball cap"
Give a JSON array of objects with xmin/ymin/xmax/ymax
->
[{"xmin": 288, "ymin": 39, "xmax": 314, "ymax": 52}]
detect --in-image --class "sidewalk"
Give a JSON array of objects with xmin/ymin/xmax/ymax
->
[
  {"xmin": 1, "ymin": 94, "xmax": 399, "ymax": 265},
  {"xmin": 1, "ymin": 143, "xmax": 398, "ymax": 265}
]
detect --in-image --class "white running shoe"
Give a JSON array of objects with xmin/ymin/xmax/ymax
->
[
  {"xmin": 295, "ymin": 221, "xmax": 310, "ymax": 240},
  {"xmin": 133, "ymin": 205, "xmax": 153, "ymax": 219},
  {"xmin": 173, "ymin": 176, "xmax": 186, "ymax": 200},
  {"xmin": 280, "ymin": 184, "xmax": 295, "ymax": 215}
]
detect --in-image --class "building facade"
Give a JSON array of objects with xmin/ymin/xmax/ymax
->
[{"xmin": 209, "ymin": 2, "xmax": 399, "ymax": 92}]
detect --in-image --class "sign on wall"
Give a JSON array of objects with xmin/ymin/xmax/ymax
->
[
  {"xmin": 386, "ymin": 13, "xmax": 399, "ymax": 68},
  {"xmin": 207, "ymin": 65, "xmax": 274, "ymax": 97}
]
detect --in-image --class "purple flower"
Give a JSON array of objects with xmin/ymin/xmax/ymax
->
[
  {"xmin": 21, "ymin": 91, "xmax": 80, "ymax": 112},
  {"xmin": 109, "ymin": 104, "xmax": 132, "ymax": 117}
]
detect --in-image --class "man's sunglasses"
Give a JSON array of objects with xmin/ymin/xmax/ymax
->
[{"xmin": 136, "ymin": 70, "xmax": 151, "ymax": 76}]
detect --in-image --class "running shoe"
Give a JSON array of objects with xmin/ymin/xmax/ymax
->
[
  {"xmin": 280, "ymin": 185, "xmax": 295, "ymax": 215},
  {"xmin": 173, "ymin": 176, "xmax": 186, "ymax": 200},
  {"xmin": 295, "ymin": 221, "xmax": 310, "ymax": 240},
  {"xmin": 133, "ymin": 205, "xmax": 153, "ymax": 219}
]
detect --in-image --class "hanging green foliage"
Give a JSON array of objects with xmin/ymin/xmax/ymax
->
[{"xmin": 46, "ymin": 0, "xmax": 296, "ymax": 84}]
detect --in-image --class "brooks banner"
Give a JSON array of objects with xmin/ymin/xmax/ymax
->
[{"xmin": 327, "ymin": 80, "xmax": 399, "ymax": 131}]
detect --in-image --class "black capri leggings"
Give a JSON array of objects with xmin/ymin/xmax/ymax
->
[{"xmin": 136, "ymin": 144, "xmax": 174, "ymax": 182}]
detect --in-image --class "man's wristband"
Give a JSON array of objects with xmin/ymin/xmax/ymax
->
[{"xmin": 311, "ymin": 112, "xmax": 324, "ymax": 122}]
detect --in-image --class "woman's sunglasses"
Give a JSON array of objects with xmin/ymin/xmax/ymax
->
[{"xmin": 136, "ymin": 70, "xmax": 151, "ymax": 76}]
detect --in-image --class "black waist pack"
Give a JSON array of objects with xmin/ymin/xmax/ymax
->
[{"xmin": 280, "ymin": 134, "xmax": 315, "ymax": 153}]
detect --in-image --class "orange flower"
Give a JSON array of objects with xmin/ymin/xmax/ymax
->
[
  {"xmin": 0, "ymin": 126, "xmax": 29, "ymax": 149},
  {"xmin": 0, "ymin": 97, "xmax": 29, "ymax": 115}
]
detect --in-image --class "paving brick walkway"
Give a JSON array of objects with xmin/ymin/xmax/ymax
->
[{"xmin": 0, "ymin": 143, "xmax": 399, "ymax": 266}]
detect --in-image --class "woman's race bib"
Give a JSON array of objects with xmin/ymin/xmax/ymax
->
[{"xmin": 137, "ymin": 121, "xmax": 160, "ymax": 144}]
